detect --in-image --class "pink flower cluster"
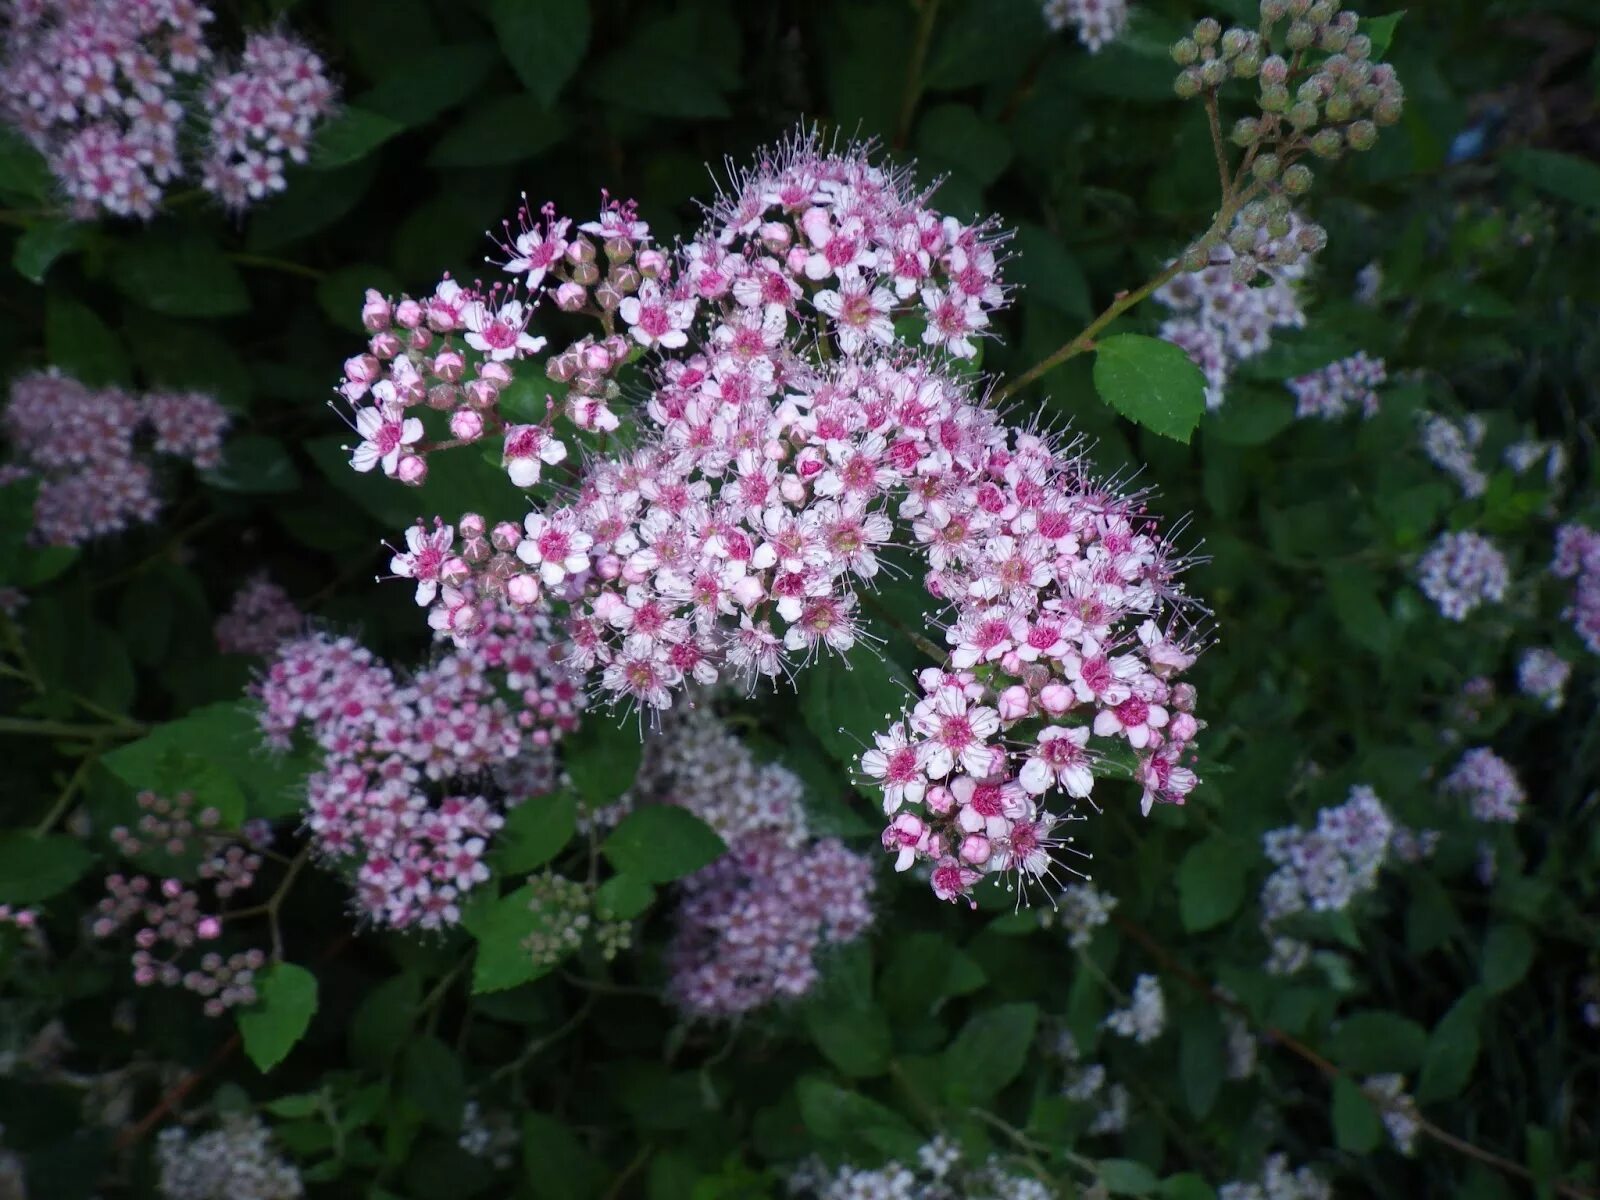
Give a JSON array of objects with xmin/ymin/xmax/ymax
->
[
  {"xmin": 1288, "ymin": 351, "xmax": 1386, "ymax": 420},
  {"xmin": 196, "ymin": 30, "xmax": 334, "ymax": 210},
  {"xmin": 595, "ymin": 707, "xmax": 875, "ymax": 1018},
  {"xmin": 1516, "ymin": 647, "xmax": 1570, "ymax": 711},
  {"xmin": 215, "ymin": 573, "xmax": 303, "ymax": 656},
  {"xmin": 1441, "ymin": 746, "xmax": 1525, "ymax": 824},
  {"xmin": 254, "ymin": 603, "xmax": 579, "ymax": 929},
  {"xmin": 92, "ymin": 789, "xmax": 266, "ymax": 1017},
  {"xmin": 1, "ymin": 370, "xmax": 229, "ymax": 546},
  {"xmin": 1417, "ymin": 530, "xmax": 1509, "ymax": 621},
  {"xmin": 0, "ymin": 0, "xmax": 331, "ymax": 217},
  {"xmin": 337, "ymin": 133, "xmax": 1206, "ymax": 909},
  {"xmin": 1552, "ymin": 522, "xmax": 1600, "ymax": 654}
]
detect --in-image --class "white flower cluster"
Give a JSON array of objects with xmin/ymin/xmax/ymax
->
[
  {"xmin": 157, "ymin": 1115, "xmax": 302, "ymax": 1200},
  {"xmin": 1217, "ymin": 1154, "xmax": 1331, "ymax": 1200},
  {"xmin": 1103, "ymin": 973, "xmax": 1167, "ymax": 1044},
  {"xmin": 788, "ymin": 1135, "xmax": 1050, "ymax": 1200},
  {"xmin": 1037, "ymin": 880, "xmax": 1117, "ymax": 948},
  {"xmin": 1363, "ymin": 1073, "xmax": 1421, "ymax": 1155},
  {"xmin": 1054, "ymin": 1031, "xmax": 1131, "ymax": 1135}
]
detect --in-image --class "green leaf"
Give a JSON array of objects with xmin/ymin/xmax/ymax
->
[
  {"xmin": 310, "ymin": 107, "xmax": 405, "ymax": 169},
  {"xmin": 1093, "ymin": 333, "xmax": 1207, "ymax": 444},
  {"xmin": 880, "ymin": 931, "xmax": 987, "ymax": 1019},
  {"xmin": 349, "ymin": 973, "xmax": 420, "ymax": 1070},
  {"xmin": 1331, "ymin": 1075, "xmax": 1383, "ymax": 1154},
  {"xmin": 794, "ymin": 1077, "xmax": 922, "ymax": 1160},
  {"xmin": 1502, "ymin": 148, "xmax": 1600, "ymax": 211},
  {"xmin": 1160, "ymin": 1175, "xmax": 1218, "ymax": 1200},
  {"xmin": 0, "ymin": 127, "xmax": 50, "ymax": 202},
  {"xmin": 804, "ymin": 1002, "xmax": 892, "ymax": 1079},
  {"xmin": 915, "ymin": 104, "xmax": 1012, "ymax": 187},
  {"xmin": 1417, "ymin": 987, "xmax": 1484, "ymax": 1102},
  {"xmin": 493, "ymin": 793, "xmax": 577, "ymax": 874},
  {"xmin": 402, "ymin": 1035, "xmax": 465, "ymax": 1132},
  {"xmin": 1098, "ymin": 1159, "xmax": 1161, "ymax": 1195},
  {"xmin": 13, "ymin": 220, "xmax": 87, "ymax": 284},
  {"xmin": 594, "ymin": 872, "xmax": 655, "ymax": 920},
  {"xmin": 1325, "ymin": 567, "xmax": 1392, "ymax": 656},
  {"xmin": 237, "ymin": 962, "xmax": 319, "ymax": 1072},
  {"xmin": 1206, "ymin": 391, "xmax": 1295, "ymax": 445},
  {"xmin": 0, "ymin": 834, "xmax": 94, "ymax": 903},
  {"xmin": 1480, "ymin": 923, "xmax": 1534, "ymax": 995},
  {"xmin": 1326, "ymin": 1012, "xmax": 1428, "ymax": 1074},
  {"xmin": 46, "ymin": 295, "xmax": 130, "ymax": 386},
  {"xmin": 601, "ymin": 807, "xmax": 725, "ymax": 884},
  {"xmin": 1360, "ymin": 10, "xmax": 1404, "ymax": 59},
  {"xmin": 1176, "ymin": 837, "xmax": 1247, "ymax": 932},
  {"xmin": 942, "ymin": 1002, "xmax": 1038, "ymax": 1104},
  {"xmin": 461, "ymin": 883, "xmax": 561, "ymax": 993},
  {"xmin": 1179, "ymin": 1006, "xmax": 1225, "ymax": 1118},
  {"xmin": 1009, "ymin": 223, "xmax": 1092, "ymax": 320},
  {"xmin": 799, "ymin": 643, "xmax": 914, "ymax": 770},
  {"xmin": 490, "ymin": 0, "xmax": 591, "ymax": 109},
  {"xmin": 110, "ymin": 233, "xmax": 249, "ymax": 318},
  {"xmin": 355, "ymin": 43, "xmax": 498, "ymax": 127},
  {"xmin": 563, "ymin": 718, "xmax": 643, "ymax": 806},
  {"xmin": 428, "ymin": 94, "xmax": 570, "ymax": 167},
  {"xmin": 202, "ymin": 435, "xmax": 300, "ymax": 494},
  {"xmin": 522, "ymin": 1111, "xmax": 609, "ymax": 1200}
]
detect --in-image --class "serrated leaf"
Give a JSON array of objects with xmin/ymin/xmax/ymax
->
[
  {"xmin": 461, "ymin": 883, "xmax": 562, "ymax": 994},
  {"xmin": 1094, "ymin": 333, "xmax": 1207, "ymax": 443},
  {"xmin": 594, "ymin": 873, "xmax": 654, "ymax": 921},
  {"xmin": 1176, "ymin": 837, "xmax": 1246, "ymax": 932},
  {"xmin": 490, "ymin": 0, "xmax": 590, "ymax": 109},
  {"xmin": 1098, "ymin": 1159, "xmax": 1160, "ymax": 1195},
  {"xmin": 799, "ymin": 644, "xmax": 914, "ymax": 771},
  {"xmin": 0, "ymin": 834, "xmax": 94, "ymax": 903},
  {"xmin": 794, "ymin": 1077, "xmax": 922, "ymax": 1160},
  {"xmin": 804, "ymin": 1002, "xmax": 892, "ymax": 1079},
  {"xmin": 601, "ymin": 806, "xmax": 725, "ymax": 884},
  {"xmin": 428, "ymin": 94, "xmax": 570, "ymax": 167},
  {"xmin": 942, "ymin": 1002, "xmax": 1038, "ymax": 1104},
  {"xmin": 238, "ymin": 963, "xmax": 318, "ymax": 1072},
  {"xmin": 493, "ymin": 793, "xmax": 577, "ymax": 874},
  {"xmin": 402, "ymin": 1036, "xmax": 465, "ymax": 1132},
  {"xmin": 1417, "ymin": 988, "xmax": 1484, "ymax": 1102},
  {"xmin": 1360, "ymin": 10, "xmax": 1404, "ymax": 59},
  {"xmin": 563, "ymin": 718, "xmax": 643, "ymax": 806},
  {"xmin": 1331, "ymin": 1075, "xmax": 1383, "ymax": 1154},
  {"xmin": 310, "ymin": 107, "xmax": 405, "ymax": 169}
]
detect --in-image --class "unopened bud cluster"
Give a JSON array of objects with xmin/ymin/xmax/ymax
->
[
  {"xmin": 1173, "ymin": 2, "xmax": 1404, "ymax": 275},
  {"xmin": 522, "ymin": 869, "xmax": 633, "ymax": 966}
]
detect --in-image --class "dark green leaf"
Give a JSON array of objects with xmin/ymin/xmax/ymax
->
[
  {"xmin": 915, "ymin": 104, "xmax": 1012, "ymax": 186},
  {"xmin": 237, "ymin": 962, "xmax": 319, "ymax": 1072},
  {"xmin": 13, "ymin": 220, "xmax": 87, "ymax": 284},
  {"xmin": 1179, "ymin": 1005, "xmax": 1225, "ymax": 1118},
  {"xmin": 1206, "ymin": 391, "xmax": 1295, "ymax": 445},
  {"xmin": 1326, "ymin": 1012, "xmax": 1428, "ymax": 1074},
  {"xmin": 1093, "ymin": 333, "xmax": 1207, "ymax": 443},
  {"xmin": 522, "ymin": 1111, "xmax": 608, "ymax": 1200},
  {"xmin": 202, "ymin": 435, "xmax": 300, "ymax": 494},
  {"xmin": 1480, "ymin": 923, "xmax": 1534, "ymax": 995},
  {"xmin": 429, "ymin": 94, "xmax": 570, "ymax": 167},
  {"xmin": 402, "ymin": 1036, "xmax": 465, "ymax": 1132},
  {"xmin": 942, "ymin": 1002, "xmax": 1038, "ymax": 1104},
  {"xmin": 1010, "ymin": 223, "xmax": 1092, "ymax": 320},
  {"xmin": 0, "ymin": 127, "xmax": 50, "ymax": 202},
  {"xmin": 1417, "ymin": 987, "xmax": 1484, "ymax": 1102},
  {"xmin": 46, "ymin": 296, "xmax": 130, "ymax": 386},
  {"xmin": 1176, "ymin": 837, "xmax": 1247, "ymax": 932},
  {"xmin": 601, "ymin": 806, "xmax": 725, "ymax": 884},
  {"xmin": 461, "ymin": 883, "xmax": 561, "ymax": 994},
  {"xmin": 799, "ymin": 644, "xmax": 913, "ymax": 771},
  {"xmin": 490, "ymin": 0, "xmax": 591, "ymax": 109},
  {"xmin": 1502, "ymin": 148, "xmax": 1600, "ymax": 211},
  {"xmin": 594, "ymin": 872, "xmax": 655, "ymax": 920},
  {"xmin": 349, "ymin": 973, "xmax": 420, "ymax": 1070},
  {"xmin": 804, "ymin": 1002, "xmax": 892, "ymax": 1078},
  {"xmin": 110, "ymin": 233, "xmax": 249, "ymax": 318},
  {"xmin": 494, "ymin": 793, "xmax": 577, "ymax": 874},
  {"xmin": 1360, "ymin": 10, "xmax": 1405, "ymax": 59},
  {"xmin": 1331, "ymin": 1075, "xmax": 1383, "ymax": 1154},
  {"xmin": 310, "ymin": 107, "xmax": 405, "ymax": 169},
  {"xmin": 794, "ymin": 1077, "xmax": 922, "ymax": 1160},
  {"xmin": 1098, "ymin": 1159, "xmax": 1161, "ymax": 1195},
  {"xmin": 0, "ymin": 834, "xmax": 94, "ymax": 904},
  {"xmin": 355, "ymin": 43, "xmax": 498, "ymax": 127},
  {"xmin": 563, "ymin": 718, "xmax": 644, "ymax": 806}
]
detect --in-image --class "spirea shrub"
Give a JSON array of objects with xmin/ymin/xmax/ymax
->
[{"xmin": 1, "ymin": 2, "xmax": 1597, "ymax": 1199}]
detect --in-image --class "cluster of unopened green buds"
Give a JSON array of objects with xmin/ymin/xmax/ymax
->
[
  {"xmin": 520, "ymin": 868, "xmax": 637, "ymax": 966},
  {"xmin": 1175, "ymin": 1, "xmax": 1406, "ymax": 166}
]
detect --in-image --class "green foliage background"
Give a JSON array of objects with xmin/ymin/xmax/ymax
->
[{"xmin": 1, "ymin": 0, "xmax": 1598, "ymax": 1197}]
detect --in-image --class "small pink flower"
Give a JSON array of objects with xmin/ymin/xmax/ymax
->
[
  {"xmin": 349, "ymin": 401, "xmax": 423, "ymax": 476},
  {"xmin": 465, "ymin": 298, "xmax": 547, "ymax": 361},
  {"xmin": 882, "ymin": 812, "xmax": 929, "ymax": 871},
  {"xmin": 390, "ymin": 520, "xmax": 455, "ymax": 605},
  {"xmin": 502, "ymin": 423, "xmax": 568, "ymax": 488},
  {"xmin": 931, "ymin": 856, "xmax": 982, "ymax": 904}
]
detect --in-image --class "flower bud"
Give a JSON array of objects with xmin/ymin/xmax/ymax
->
[
  {"xmin": 432, "ymin": 347, "xmax": 464, "ymax": 382},
  {"xmin": 1318, "ymin": 24, "xmax": 1350, "ymax": 51},
  {"xmin": 408, "ymin": 326, "xmax": 433, "ymax": 352},
  {"xmin": 1232, "ymin": 50, "xmax": 1262, "ymax": 78},
  {"xmin": 1285, "ymin": 19, "xmax": 1314, "ymax": 49},
  {"xmin": 1282, "ymin": 163, "xmax": 1314, "ymax": 194},
  {"xmin": 344, "ymin": 353, "xmax": 379, "ymax": 387},
  {"xmin": 1193, "ymin": 17, "xmax": 1220, "ymax": 45},
  {"xmin": 570, "ymin": 260, "xmax": 600, "ymax": 287},
  {"xmin": 369, "ymin": 330, "xmax": 402, "ymax": 359},
  {"xmin": 785, "ymin": 245, "xmax": 810, "ymax": 275},
  {"xmin": 565, "ymin": 236, "xmax": 596, "ymax": 265},
  {"xmin": 759, "ymin": 221, "xmax": 791, "ymax": 251},
  {"xmin": 1287, "ymin": 0, "xmax": 1311, "ymax": 14},
  {"xmin": 1199, "ymin": 58, "xmax": 1229, "ymax": 88},
  {"xmin": 1308, "ymin": 0, "xmax": 1335, "ymax": 24},
  {"xmin": 1260, "ymin": 54, "xmax": 1289, "ymax": 85},
  {"xmin": 610, "ymin": 262, "xmax": 642, "ymax": 294},
  {"xmin": 1288, "ymin": 99, "xmax": 1319, "ymax": 130},
  {"xmin": 491, "ymin": 520, "xmax": 522, "ymax": 552},
  {"xmin": 1345, "ymin": 33, "xmax": 1371, "ymax": 59},
  {"xmin": 506, "ymin": 573, "xmax": 541, "ymax": 606},
  {"xmin": 1260, "ymin": 0, "xmax": 1287, "ymax": 20},
  {"xmin": 428, "ymin": 383, "xmax": 457, "ymax": 411},
  {"xmin": 396, "ymin": 454, "xmax": 427, "ymax": 486},
  {"xmin": 361, "ymin": 289, "xmax": 392, "ymax": 331},
  {"xmin": 1309, "ymin": 127, "xmax": 1344, "ymax": 157},
  {"xmin": 603, "ymin": 235, "xmax": 634, "ymax": 263},
  {"xmin": 1039, "ymin": 682, "xmax": 1074, "ymax": 715},
  {"xmin": 1346, "ymin": 119, "xmax": 1379, "ymax": 150},
  {"xmin": 1220, "ymin": 27, "xmax": 1250, "ymax": 57},
  {"xmin": 459, "ymin": 512, "xmax": 486, "ymax": 538},
  {"xmin": 1372, "ymin": 97, "xmax": 1402, "ymax": 126},
  {"xmin": 1230, "ymin": 117, "xmax": 1260, "ymax": 148},
  {"xmin": 394, "ymin": 298, "xmax": 423, "ymax": 328},
  {"xmin": 1171, "ymin": 36, "xmax": 1199, "ymax": 65},
  {"xmin": 593, "ymin": 278, "xmax": 625, "ymax": 311},
  {"xmin": 959, "ymin": 834, "xmax": 992, "ymax": 865},
  {"xmin": 1174, "ymin": 67, "xmax": 1203, "ymax": 99},
  {"xmin": 1324, "ymin": 91, "xmax": 1354, "ymax": 122},
  {"xmin": 637, "ymin": 247, "xmax": 667, "ymax": 277},
  {"xmin": 1259, "ymin": 83, "xmax": 1289, "ymax": 113},
  {"xmin": 998, "ymin": 685, "xmax": 1032, "ymax": 721},
  {"xmin": 450, "ymin": 409, "xmax": 484, "ymax": 441},
  {"xmin": 1251, "ymin": 152, "xmax": 1281, "ymax": 181}
]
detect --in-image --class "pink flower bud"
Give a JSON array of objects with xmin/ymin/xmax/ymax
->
[
  {"xmin": 620, "ymin": 560, "xmax": 649, "ymax": 585},
  {"xmin": 465, "ymin": 378, "xmax": 500, "ymax": 409},
  {"xmin": 759, "ymin": 221, "xmax": 791, "ymax": 250},
  {"xmin": 459, "ymin": 512, "xmax": 485, "ymax": 538},
  {"xmin": 731, "ymin": 576, "xmax": 765, "ymax": 608},
  {"xmin": 428, "ymin": 383, "xmax": 457, "ymax": 411},
  {"xmin": 924, "ymin": 784, "xmax": 955, "ymax": 816},
  {"xmin": 591, "ymin": 592, "xmax": 626, "ymax": 622},
  {"xmin": 998, "ymin": 685, "xmax": 1032, "ymax": 721},
  {"xmin": 582, "ymin": 343, "xmax": 613, "ymax": 371},
  {"xmin": 449, "ymin": 409, "xmax": 484, "ymax": 441},
  {"xmin": 959, "ymin": 834, "xmax": 992, "ymax": 865},
  {"xmin": 432, "ymin": 348, "xmax": 464, "ymax": 382},
  {"xmin": 394, "ymin": 298, "xmax": 423, "ymax": 328},
  {"xmin": 779, "ymin": 476, "xmax": 806, "ymax": 504},
  {"xmin": 197, "ymin": 916, "xmax": 222, "ymax": 940},
  {"xmin": 785, "ymin": 246, "xmax": 809, "ymax": 275},
  {"xmin": 344, "ymin": 353, "xmax": 379, "ymax": 386},
  {"xmin": 491, "ymin": 521, "xmax": 522, "ymax": 552},
  {"xmin": 1170, "ymin": 712, "xmax": 1199, "ymax": 743},
  {"xmin": 361, "ymin": 289, "xmax": 392, "ymax": 331},
  {"xmin": 637, "ymin": 247, "xmax": 667, "ymax": 277},
  {"xmin": 369, "ymin": 330, "xmax": 402, "ymax": 359},
  {"xmin": 396, "ymin": 454, "xmax": 428, "ymax": 486},
  {"xmin": 161, "ymin": 878, "xmax": 183, "ymax": 899},
  {"xmin": 555, "ymin": 281, "xmax": 587, "ymax": 312},
  {"xmin": 1039, "ymin": 683, "xmax": 1074, "ymax": 715},
  {"xmin": 506, "ymin": 574, "xmax": 541, "ymax": 606},
  {"xmin": 408, "ymin": 327, "xmax": 434, "ymax": 352},
  {"xmin": 595, "ymin": 553, "xmax": 622, "ymax": 581}
]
